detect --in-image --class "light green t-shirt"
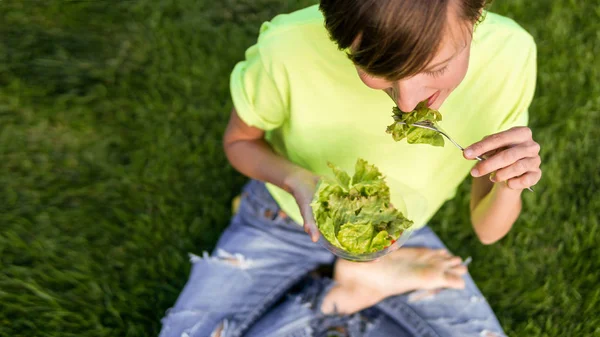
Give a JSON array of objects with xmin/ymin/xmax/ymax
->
[{"xmin": 230, "ymin": 5, "xmax": 536, "ymax": 229}]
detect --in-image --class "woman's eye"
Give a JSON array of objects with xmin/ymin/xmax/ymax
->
[{"xmin": 423, "ymin": 66, "xmax": 448, "ymax": 78}]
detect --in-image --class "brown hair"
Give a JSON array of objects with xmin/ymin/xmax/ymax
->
[{"xmin": 319, "ymin": 0, "xmax": 491, "ymax": 80}]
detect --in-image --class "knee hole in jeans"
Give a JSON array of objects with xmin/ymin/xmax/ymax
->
[{"xmin": 210, "ymin": 320, "xmax": 230, "ymax": 337}]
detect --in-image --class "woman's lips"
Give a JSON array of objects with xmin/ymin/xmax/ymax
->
[{"xmin": 427, "ymin": 91, "xmax": 441, "ymax": 108}]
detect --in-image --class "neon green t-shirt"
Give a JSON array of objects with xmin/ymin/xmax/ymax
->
[{"xmin": 230, "ymin": 5, "xmax": 536, "ymax": 229}]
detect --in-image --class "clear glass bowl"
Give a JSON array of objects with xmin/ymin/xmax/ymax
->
[
  {"xmin": 312, "ymin": 175, "xmax": 419, "ymax": 262},
  {"xmin": 316, "ymin": 227, "xmax": 415, "ymax": 262}
]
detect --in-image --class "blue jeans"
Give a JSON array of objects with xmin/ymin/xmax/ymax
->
[{"xmin": 159, "ymin": 180, "xmax": 506, "ymax": 337}]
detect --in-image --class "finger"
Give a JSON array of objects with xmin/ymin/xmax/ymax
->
[
  {"xmin": 506, "ymin": 170, "xmax": 542, "ymax": 190},
  {"xmin": 493, "ymin": 156, "xmax": 541, "ymax": 182},
  {"xmin": 471, "ymin": 142, "xmax": 539, "ymax": 177},
  {"xmin": 464, "ymin": 127, "xmax": 533, "ymax": 159},
  {"xmin": 304, "ymin": 222, "xmax": 320, "ymax": 242},
  {"xmin": 300, "ymin": 205, "xmax": 320, "ymax": 242},
  {"xmin": 304, "ymin": 224, "xmax": 319, "ymax": 242},
  {"xmin": 443, "ymin": 272, "xmax": 466, "ymax": 289}
]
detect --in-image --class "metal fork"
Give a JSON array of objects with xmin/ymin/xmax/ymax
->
[{"xmin": 394, "ymin": 119, "xmax": 534, "ymax": 192}]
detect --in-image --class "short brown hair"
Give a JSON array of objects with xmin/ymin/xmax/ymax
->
[{"xmin": 319, "ymin": 0, "xmax": 490, "ymax": 80}]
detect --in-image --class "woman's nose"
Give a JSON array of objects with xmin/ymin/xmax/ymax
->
[{"xmin": 394, "ymin": 80, "xmax": 423, "ymax": 113}]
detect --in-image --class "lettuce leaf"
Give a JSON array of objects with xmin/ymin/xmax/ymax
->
[
  {"xmin": 352, "ymin": 159, "xmax": 383, "ymax": 184},
  {"xmin": 311, "ymin": 159, "xmax": 414, "ymax": 254},
  {"xmin": 407, "ymin": 127, "xmax": 445, "ymax": 147},
  {"xmin": 337, "ymin": 222, "xmax": 374, "ymax": 253},
  {"xmin": 370, "ymin": 231, "xmax": 391, "ymax": 252},
  {"xmin": 320, "ymin": 217, "xmax": 342, "ymax": 248},
  {"xmin": 386, "ymin": 100, "xmax": 444, "ymax": 147},
  {"xmin": 329, "ymin": 162, "xmax": 351, "ymax": 190}
]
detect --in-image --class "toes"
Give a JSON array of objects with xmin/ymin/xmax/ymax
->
[
  {"xmin": 389, "ymin": 247, "xmax": 429, "ymax": 259},
  {"xmin": 422, "ymin": 248, "xmax": 449, "ymax": 260},
  {"xmin": 442, "ymin": 256, "xmax": 463, "ymax": 268},
  {"xmin": 432, "ymin": 255, "xmax": 463, "ymax": 268},
  {"xmin": 443, "ymin": 272, "xmax": 466, "ymax": 289},
  {"xmin": 438, "ymin": 249, "xmax": 450, "ymax": 256},
  {"xmin": 447, "ymin": 264, "xmax": 468, "ymax": 275},
  {"xmin": 423, "ymin": 248, "xmax": 443, "ymax": 257}
]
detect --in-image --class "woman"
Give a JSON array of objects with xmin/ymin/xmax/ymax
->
[{"xmin": 160, "ymin": 0, "xmax": 541, "ymax": 336}]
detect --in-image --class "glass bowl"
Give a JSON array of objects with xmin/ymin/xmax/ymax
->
[
  {"xmin": 311, "ymin": 173, "xmax": 420, "ymax": 262},
  {"xmin": 316, "ymin": 226, "xmax": 415, "ymax": 262}
]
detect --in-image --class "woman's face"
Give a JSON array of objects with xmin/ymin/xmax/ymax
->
[{"xmin": 357, "ymin": 10, "xmax": 475, "ymax": 112}]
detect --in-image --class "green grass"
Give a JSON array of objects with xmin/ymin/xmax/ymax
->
[{"xmin": 0, "ymin": 0, "xmax": 598, "ymax": 336}]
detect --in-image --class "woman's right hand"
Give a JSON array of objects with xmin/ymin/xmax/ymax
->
[{"xmin": 283, "ymin": 167, "xmax": 321, "ymax": 242}]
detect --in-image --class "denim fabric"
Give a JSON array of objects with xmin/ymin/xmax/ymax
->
[{"xmin": 159, "ymin": 180, "xmax": 506, "ymax": 337}]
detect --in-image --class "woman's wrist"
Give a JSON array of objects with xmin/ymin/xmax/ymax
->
[
  {"xmin": 282, "ymin": 166, "xmax": 319, "ymax": 194},
  {"xmin": 471, "ymin": 179, "xmax": 523, "ymax": 244}
]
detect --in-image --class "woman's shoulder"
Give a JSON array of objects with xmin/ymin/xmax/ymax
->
[
  {"xmin": 474, "ymin": 12, "xmax": 536, "ymax": 53},
  {"xmin": 250, "ymin": 5, "xmax": 340, "ymax": 67},
  {"xmin": 254, "ymin": 5, "xmax": 328, "ymax": 49},
  {"xmin": 451, "ymin": 13, "xmax": 537, "ymax": 132},
  {"xmin": 470, "ymin": 12, "xmax": 536, "ymax": 82},
  {"xmin": 257, "ymin": 5, "xmax": 324, "ymax": 35}
]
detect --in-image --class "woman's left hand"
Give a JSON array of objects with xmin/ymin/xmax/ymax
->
[{"xmin": 463, "ymin": 126, "xmax": 542, "ymax": 190}]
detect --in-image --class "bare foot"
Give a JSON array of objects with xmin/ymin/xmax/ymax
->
[
  {"xmin": 320, "ymin": 248, "xmax": 467, "ymax": 314},
  {"xmin": 335, "ymin": 247, "xmax": 468, "ymax": 299}
]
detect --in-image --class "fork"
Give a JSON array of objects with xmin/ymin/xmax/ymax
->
[{"xmin": 394, "ymin": 119, "xmax": 534, "ymax": 192}]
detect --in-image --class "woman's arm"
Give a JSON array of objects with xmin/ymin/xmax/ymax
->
[
  {"xmin": 465, "ymin": 127, "xmax": 542, "ymax": 244},
  {"xmin": 223, "ymin": 107, "xmax": 301, "ymax": 193},
  {"xmin": 469, "ymin": 176, "xmax": 522, "ymax": 244},
  {"xmin": 223, "ymin": 108, "xmax": 320, "ymax": 241}
]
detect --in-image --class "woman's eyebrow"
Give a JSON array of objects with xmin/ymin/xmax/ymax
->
[
  {"xmin": 422, "ymin": 44, "xmax": 467, "ymax": 72},
  {"xmin": 422, "ymin": 57, "xmax": 453, "ymax": 72}
]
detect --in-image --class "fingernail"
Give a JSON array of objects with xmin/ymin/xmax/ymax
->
[
  {"xmin": 471, "ymin": 168, "xmax": 479, "ymax": 177},
  {"xmin": 464, "ymin": 149, "xmax": 474, "ymax": 158}
]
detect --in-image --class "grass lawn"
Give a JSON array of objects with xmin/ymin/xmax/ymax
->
[{"xmin": 0, "ymin": 0, "xmax": 598, "ymax": 336}]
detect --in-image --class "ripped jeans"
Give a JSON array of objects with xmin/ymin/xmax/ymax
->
[{"xmin": 159, "ymin": 180, "xmax": 506, "ymax": 337}]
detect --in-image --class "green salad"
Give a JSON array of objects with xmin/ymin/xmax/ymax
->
[
  {"xmin": 386, "ymin": 100, "xmax": 444, "ymax": 147},
  {"xmin": 311, "ymin": 159, "xmax": 413, "ymax": 254}
]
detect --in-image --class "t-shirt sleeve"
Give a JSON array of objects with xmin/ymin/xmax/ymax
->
[
  {"xmin": 229, "ymin": 32, "xmax": 290, "ymax": 131},
  {"xmin": 497, "ymin": 35, "xmax": 537, "ymax": 130}
]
